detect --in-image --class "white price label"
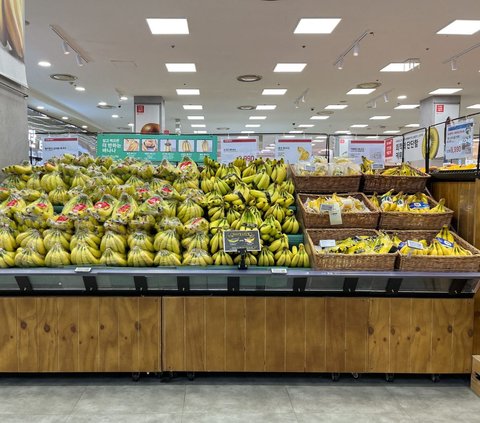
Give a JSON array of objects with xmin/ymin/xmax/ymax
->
[
  {"xmin": 329, "ymin": 208, "xmax": 343, "ymax": 226},
  {"xmin": 304, "ymin": 164, "xmax": 316, "ymax": 172},
  {"xmin": 75, "ymin": 267, "xmax": 92, "ymax": 273},
  {"xmin": 407, "ymin": 240, "xmax": 424, "ymax": 250},
  {"xmin": 372, "ymin": 163, "xmax": 385, "ymax": 170},
  {"xmin": 320, "ymin": 204, "xmax": 334, "ymax": 212},
  {"xmin": 319, "ymin": 239, "xmax": 336, "ymax": 248},
  {"xmin": 271, "ymin": 268, "xmax": 288, "ymax": 274}
]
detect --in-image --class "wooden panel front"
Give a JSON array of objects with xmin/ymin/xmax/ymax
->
[
  {"xmin": 162, "ymin": 296, "xmax": 474, "ymax": 374},
  {"xmin": 0, "ymin": 297, "xmax": 161, "ymax": 373}
]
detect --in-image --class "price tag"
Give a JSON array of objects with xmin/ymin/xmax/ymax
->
[
  {"xmin": 372, "ymin": 163, "xmax": 385, "ymax": 170},
  {"xmin": 407, "ymin": 240, "xmax": 424, "ymax": 250},
  {"xmin": 304, "ymin": 164, "xmax": 316, "ymax": 172},
  {"xmin": 329, "ymin": 205, "xmax": 343, "ymax": 226},
  {"xmin": 320, "ymin": 204, "xmax": 334, "ymax": 212},
  {"xmin": 466, "ymin": 159, "xmax": 476, "ymax": 165},
  {"xmin": 319, "ymin": 239, "xmax": 336, "ymax": 248},
  {"xmin": 75, "ymin": 267, "xmax": 92, "ymax": 273},
  {"xmin": 271, "ymin": 268, "xmax": 288, "ymax": 274}
]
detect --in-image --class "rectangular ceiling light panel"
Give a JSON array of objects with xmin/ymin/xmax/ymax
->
[
  {"xmin": 394, "ymin": 104, "xmax": 419, "ymax": 110},
  {"xmin": 176, "ymin": 89, "xmax": 200, "ymax": 95},
  {"xmin": 437, "ymin": 20, "xmax": 480, "ymax": 35},
  {"xmin": 380, "ymin": 62, "xmax": 420, "ymax": 72},
  {"xmin": 256, "ymin": 105, "xmax": 277, "ymax": 110},
  {"xmin": 147, "ymin": 18, "xmax": 189, "ymax": 34},
  {"xmin": 325, "ymin": 105, "xmax": 348, "ymax": 110},
  {"xmin": 370, "ymin": 115, "xmax": 391, "ymax": 120},
  {"xmin": 262, "ymin": 89, "xmax": 287, "ymax": 95},
  {"xmin": 428, "ymin": 88, "xmax": 462, "ymax": 95},
  {"xmin": 274, "ymin": 63, "xmax": 307, "ymax": 72},
  {"xmin": 294, "ymin": 18, "xmax": 341, "ymax": 34},
  {"xmin": 347, "ymin": 88, "xmax": 376, "ymax": 95},
  {"xmin": 183, "ymin": 105, "xmax": 203, "ymax": 110},
  {"xmin": 166, "ymin": 63, "xmax": 196, "ymax": 72}
]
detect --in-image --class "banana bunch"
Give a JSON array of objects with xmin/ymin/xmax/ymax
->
[
  {"xmin": 62, "ymin": 194, "xmax": 93, "ymax": 219},
  {"xmin": 209, "ymin": 230, "xmax": 224, "ymax": 254},
  {"xmin": 275, "ymin": 247, "xmax": 293, "ymax": 266},
  {"xmin": 259, "ymin": 216, "xmax": 282, "ymax": 243},
  {"xmin": 270, "ymin": 161, "xmax": 288, "ymax": 184},
  {"xmin": 212, "ymin": 250, "xmax": 234, "ymax": 265},
  {"xmin": 381, "ymin": 163, "xmax": 423, "ymax": 176},
  {"xmin": 0, "ymin": 227, "xmax": 17, "ymax": 251},
  {"xmin": 15, "ymin": 247, "xmax": 45, "ymax": 267},
  {"xmin": 16, "ymin": 229, "xmax": 46, "ymax": 255},
  {"xmin": 209, "ymin": 217, "xmax": 230, "ymax": 235},
  {"xmin": 100, "ymin": 231, "xmax": 127, "ymax": 254},
  {"xmin": 18, "ymin": 189, "xmax": 42, "ymax": 202},
  {"xmin": 154, "ymin": 250, "xmax": 182, "ymax": 266},
  {"xmin": 0, "ymin": 248, "xmax": 15, "ymax": 268},
  {"xmin": 268, "ymin": 234, "xmax": 289, "ymax": 253},
  {"xmin": 361, "ymin": 156, "xmax": 375, "ymax": 174},
  {"xmin": 264, "ymin": 203, "xmax": 287, "ymax": 223},
  {"xmin": 233, "ymin": 252, "xmax": 257, "ymax": 266},
  {"xmin": 305, "ymin": 193, "xmax": 368, "ymax": 214},
  {"xmin": 111, "ymin": 193, "xmax": 138, "ymax": 223},
  {"xmin": 318, "ymin": 234, "xmax": 393, "ymax": 255},
  {"xmin": 182, "ymin": 217, "xmax": 209, "ymax": 237},
  {"xmin": 2, "ymin": 163, "xmax": 33, "ymax": 176},
  {"xmin": 232, "ymin": 207, "xmax": 262, "ymax": 230},
  {"xmin": 71, "ymin": 240, "xmax": 101, "ymax": 265},
  {"xmin": 212, "ymin": 178, "xmax": 231, "ymax": 195},
  {"xmin": 91, "ymin": 194, "xmax": 116, "ymax": 222},
  {"xmin": 24, "ymin": 195, "xmax": 54, "ymax": 219},
  {"xmin": 127, "ymin": 246, "xmax": 155, "ymax": 267},
  {"xmin": 429, "ymin": 199, "xmax": 447, "ymax": 213},
  {"xmin": 45, "ymin": 243, "xmax": 71, "ymax": 267},
  {"xmin": 226, "ymin": 208, "xmax": 241, "ymax": 225},
  {"xmin": 258, "ymin": 246, "xmax": 275, "ymax": 266},
  {"xmin": 43, "ymin": 228, "xmax": 71, "ymax": 251},
  {"xmin": 200, "ymin": 176, "xmax": 214, "ymax": 193},
  {"xmin": 99, "ymin": 248, "xmax": 127, "ymax": 266},
  {"xmin": 48, "ymin": 187, "xmax": 70, "ymax": 206},
  {"xmin": 128, "ymin": 232, "xmax": 155, "ymax": 252},
  {"xmin": 177, "ymin": 198, "xmax": 204, "ymax": 223},
  {"xmin": 1, "ymin": 193, "xmax": 26, "ymax": 216},
  {"xmin": 181, "ymin": 232, "xmax": 210, "ymax": 252},
  {"xmin": 40, "ymin": 172, "xmax": 68, "ymax": 192},
  {"xmin": 290, "ymin": 244, "xmax": 310, "ymax": 267},
  {"xmin": 154, "ymin": 229, "xmax": 181, "ymax": 254},
  {"xmin": 253, "ymin": 170, "xmax": 270, "ymax": 190},
  {"xmin": 282, "ymin": 215, "xmax": 300, "ymax": 234},
  {"xmin": 155, "ymin": 216, "xmax": 183, "ymax": 233},
  {"xmin": 26, "ymin": 173, "xmax": 42, "ymax": 191},
  {"xmin": 71, "ymin": 172, "xmax": 91, "ymax": 188},
  {"xmin": 182, "ymin": 248, "xmax": 213, "ymax": 266}
]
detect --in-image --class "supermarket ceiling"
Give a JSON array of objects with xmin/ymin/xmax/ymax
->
[{"xmin": 25, "ymin": 0, "xmax": 480, "ymax": 135}]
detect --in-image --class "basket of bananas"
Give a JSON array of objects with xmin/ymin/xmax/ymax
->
[
  {"xmin": 389, "ymin": 226, "xmax": 480, "ymax": 272},
  {"xmin": 305, "ymin": 228, "xmax": 397, "ymax": 270},
  {"xmin": 298, "ymin": 193, "xmax": 379, "ymax": 229},
  {"xmin": 372, "ymin": 191, "xmax": 454, "ymax": 230},
  {"xmin": 361, "ymin": 158, "xmax": 430, "ymax": 194},
  {"xmin": 290, "ymin": 158, "xmax": 362, "ymax": 194}
]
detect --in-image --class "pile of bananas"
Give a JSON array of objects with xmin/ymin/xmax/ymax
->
[
  {"xmin": 361, "ymin": 157, "xmax": 424, "ymax": 176},
  {"xmin": 295, "ymin": 157, "xmax": 360, "ymax": 177},
  {"xmin": 394, "ymin": 226, "xmax": 472, "ymax": 256},
  {"xmin": 304, "ymin": 193, "xmax": 369, "ymax": 214},
  {"xmin": 316, "ymin": 233, "xmax": 394, "ymax": 255},
  {"xmin": 371, "ymin": 190, "xmax": 447, "ymax": 213},
  {"xmin": 0, "ymin": 154, "xmax": 308, "ymax": 268}
]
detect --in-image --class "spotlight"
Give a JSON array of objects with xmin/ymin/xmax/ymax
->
[
  {"xmin": 337, "ymin": 58, "xmax": 344, "ymax": 70},
  {"xmin": 451, "ymin": 59, "xmax": 457, "ymax": 71},
  {"xmin": 383, "ymin": 93, "xmax": 389, "ymax": 103},
  {"xmin": 353, "ymin": 43, "xmax": 360, "ymax": 57},
  {"xmin": 76, "ymin": 54, "xmax": 84, "ymax": 66},
  {"xmin": 62, "ymin": 40, "xmax": 70, "ymax": 55}
]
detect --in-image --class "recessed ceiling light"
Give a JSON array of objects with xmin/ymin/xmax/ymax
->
[
  {"xmin": 237, "ymin": 105, "xmax": 255, "ymax": 110},
  {"xmin": 384, "ymin": 130, "xmax": 400, "ymax": 134},
  {"xmin": 191, "ymin": 124, "xmax": 206, "ymax": 128},
  {"xmin": 183, "ymin": 105, "xmax": 203, "ymax": 110},
  {"xmin": 404, "ymin": 123, "xmax": 420, "ymax": 128},
  {"xmin": 397, "ymin": 95, "xmax": 407, "ymax": 100},
  {"xmin": 350, "ymin": 124, "xmax": 368, "ymax": 128},
  {"xmin": 394, "ymin": 104, "xmax": 419, "ymax": 110},
  {"xmin": 283, "ymin": 135, "xmax": 296, "ymax": 138},
  {"xmin": 237, "ymin": 136, "xmax": 251, "ymax": 139},
  {"xmin": 187, "ymin": 116, "xmax": 205, "ymax": 120},
  {"xmin": 437, "ymin": 20, "xmax": 480, "ymax": 35},
  {"xmin": 81, "ymin": 125, "xmax": 88, "ymax": 129},
  {"xmin": 466, "ymin": 104, "xmax": 480, "ymax": 109},
  {"xmin": 61, "ymin": 116, "xmax": 68, "ymax": 120},
  {"xmin": 325, "ymin": 104, "xmax": 348, "ymax": 110},
  {"xmin": 112, "ymin": 114, "xmax": 119, "ymax": 118},
  {"xmin": 38, "ymin": 61, "xmax": 51, "ymax": 67},
  {"xmin": 289, "ymin": 130, "xmax": 304, "ymax": 134},
  {"xmin": 128, "ymin": 123, "xmax": 134, "ymax": 127},
  {"xmin": 249, "ymin": 116, "xmax": 267, "ymax": 120},
  {"xmin": 176, "ymin": 89, "xmax": 200, "ymax": 95},
  {"xmin": 36, "ymin": 106, "xmax": 45, "ymax": 110},
  {"xmin": 98, "ymin": 101, "xmax": 107, "ymax": 106},
  {"xmin": 357, "ymin": 82, "xmax": 382, "ymax": 89},
  {"xmin": 428, "ymin": 88, "xmax": 462, "ymax": 95},
  {"xmin": 298, "ymin": 124, "xmax": 314, "ymax": 128},
  {"xmin": 241, "ymin": 131, "xmax": 255, "ymax": 134},
  {"xmin": 335, "ymin": 130, "xmax": 351, "ymax": 134},
  {"xmin": 294, "ymin": 18, "xmax": 341, "ymax": 34},
  {"xmin": 347, "ymin": 88, "xmax": 376, "ymax": 95},
  {"xmin": 274, "ymin": 63, "xmax": 307, "ymax": 72},
  {"xmin": 194, "ymin": 130, "xmax": 207, "ymax": 134},
  {"xmin": 256, "ymin": 104, "xmax": 277, "ymax": 110},
  {"xmin": 120, "ymin": 96, "xmax": 128, "ymax": 101},
  {"xmin": 262, "ymin": 89, "xmax": 287, "ymax": 95},
  {"xmin": 146, "ymin": 18, "xmax": 189, "ymax": 34},
  {"xmin": 380, "ymin": 62, "xmax": 420, "ymax": 72},
  {"xmin": 367, "ymin": 136, "xmax": 380, "ymax": 139},
  {"xmin": 237, "ymin": 74, "xmax": 262, "ymax": 82},
  {"xmin": 246, "ymin": 124, "xmax": 260, "ymax": 128},
  {"xmin": 370, "ymin": 116, "xmax": 391, "ymax": 120},
  {"xmin": 50, "ymin": 73, "xmax": 77, "ymax": 82},
  {"xmin": 165, "ymin": 63, "xmax": 196, "ymax": 72},
  {"xmin": 310, "ymin": 115, "xmax": 330, "ymax": 120},
  {"xmin": 75, "ymin": 86, "xmax": 86, "ymax": 92}
]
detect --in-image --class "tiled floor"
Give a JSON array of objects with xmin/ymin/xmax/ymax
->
[{"xmin": 0, "ymin": 374, "xmax": 478, "ymax": 422}]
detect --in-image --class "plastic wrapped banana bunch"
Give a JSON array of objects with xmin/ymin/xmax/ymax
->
[
  {"xmin": 317, "ymin": 234, "xmax": 393, "ymax": 255},
  {"xmin": 183, "ymin": 248, "xmax": 213, "ymax": 266},
  {"xmin": 305, "ymin": 193, "xmax": 368, "ymax": 214},
  {"xmin": 371, "ymin": 190, "xmax": 446, "ymax": 213},
  {"xmin": 154, "ymin": 250, "xmax": 182, "ymax": 266}
]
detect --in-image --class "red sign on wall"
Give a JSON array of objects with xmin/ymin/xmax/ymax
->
[
  {"xmin": 384, "ymin": 138, "xmax": 394, "ymax": 158},
  {"xmin": 136, "ymin": 105, "xmax": 145, "ymax": 113},
  {"xmin": 436, "ymin": 104, "xmax": 444, "ymax": 113}
]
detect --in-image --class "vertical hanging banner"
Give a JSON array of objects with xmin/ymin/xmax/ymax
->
[
  {"xmin": 42, "ymin": 136, "xmax": 79, "ymax": 162},
  {"xmin": 445, "ymin": 119, "xmax": 474, "ymax": 160},
  {"xmin": 275, "ymin": 138, "xmax": 312, "ymax": 163},
  {"xmin": 432, "ymin": 103, "xmax": 460, "ymax": 158},
  {"xmin": 348, "ymin": 140, "xmax": 385, "ymax": 167},
  {"xmin": 220, "ymin": 138, "xmax": 258, "ymax": 164},
  {"xmin": 402, "ymin": 130, "xmax": 424, "ymax": 162}
]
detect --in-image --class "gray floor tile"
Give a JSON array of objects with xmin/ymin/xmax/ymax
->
[
  {"xmin": 183, "ymin": 385, "xmax": 293, "ymax": 413},
  {"xmin": 296, "ymin": 413, "xmax": 413, "ymax": 423},
  {"xmin": 287, "ymin": 385, "xmax": 403, "ymax": 415},
  {"xmin": 181, "ymin": 411, "xmax": 298, "ymax": 423},
  {"xmin": 0, "ymin": 386, "xmax": 85, "ymax": 415},
  {"xmin": 66, "ymin": 414, "xmax": 181, "ymax": 423},
  {"xmin": 0, "ymin": 416, "xmax": 67, "ymax": 423},
  {"xmin": 71, "ymin": 386, "xmax": 185, "ymax": 415}
]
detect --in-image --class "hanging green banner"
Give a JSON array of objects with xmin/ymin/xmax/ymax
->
[{"xmin": 96, "ymin": 133, "xmax": 218, "ymax": 162}]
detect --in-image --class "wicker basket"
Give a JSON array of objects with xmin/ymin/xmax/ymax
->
[
  {"xmin": 377, "ymin": 196, "xmax": 453, "ymax": 230},
  {"xmin": 298, "ymin": 193, "xmax": 379, "ymax": 229},
  {"xmin": 305, "ymin": 228, "xmax": 396, "ymax": 271},
  {"xmin": 388, "ymin": 230, "xmax": 480, "ymax": 272},
  {"xmin": 290, "ymin": 165, "xmax": 361, "ymax": 194},
  {"xmin": 362, "ymin": 164, "xmax": 430, "ymax": 194}
]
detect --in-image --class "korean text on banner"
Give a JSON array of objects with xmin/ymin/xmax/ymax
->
[
  {"xmin": 275, "ymin": 138, "xmax": 312, "ymax": 164},
  {"xmin": 42, "ymin": 136, "xmax": 79, "ymax": 162},
  {"xmin": 403, "ymin": 130, "xmax": 424, "ymax": 162},
  {"xmin": 348, "ymin": 140, "xmax": 385, "ymax": 167},
  {"xmin": 220, "ymin": 138, "xmax": 258, "ymax": 164},
  {"xmin": 445, "ymin": 119, "xmax": 474, "ymax": 160}
]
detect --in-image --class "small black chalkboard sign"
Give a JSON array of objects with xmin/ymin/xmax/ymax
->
[{"xmin": 223, "ymin": 230, "xmax": 261, "ymax": 253}]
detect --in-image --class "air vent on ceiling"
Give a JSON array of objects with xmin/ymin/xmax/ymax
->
[
  {"xmin": 237, "ymin": 105, "xmax": 255, "ymax": 110},
  {"xmin": 50, "ymin": 73, "xmax": 77, "ymax": 82},
  {"xmin": 237, "ymin": 75, "xmax": 262, "ymax": 82},
  {"xmin": 357, "ymin": 82, "xmax": 382, "ymax": 89},
  {"xmin": 97, "ymin": 104, "xmax": 116, "ymax": 109}
]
